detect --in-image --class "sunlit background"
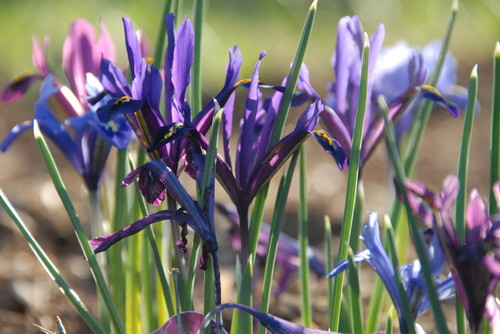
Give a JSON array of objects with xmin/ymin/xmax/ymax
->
[{"xmin": 0, "ymin": 0, "xmax": 499, "ymax": 332}]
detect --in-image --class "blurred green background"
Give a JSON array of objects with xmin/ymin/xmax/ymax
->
[{"xmin": 1, "ymin": 0, "xmax": 499, "ymax": 94}]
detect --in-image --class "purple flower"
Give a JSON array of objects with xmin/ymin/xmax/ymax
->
[
  {"xmin": 1, "ymin": 19, "xmax": 129, "ymax": 191},
  {"xmin": 403, "ymin": 175, "xmax": 500, "ymax": 333},
  {"xmin": 374, "ymin": 41, "xmax": 473, "ymax": 137},
  {"xmin": 200, "ymin": 303, "xmax": 345, "ymax": 334},
  {"xmin": 328, "ymin": 212, "xmax": 454, "ymax": 333},
  {"xmin": 321, "ymin": 16, "xmax": 459, "ymax": 168},
  {"xmin": 217, "ymin": 203, "xmax": 325, "ymax": 295}
]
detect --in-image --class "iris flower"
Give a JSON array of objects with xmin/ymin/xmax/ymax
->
[
  {"xmin": 374, "ymin": 40, "xmax": 474, "ymax": 137},
  {"xmin": 328, "ymin": 212, "xmax": 454, "ymax": 333},
  {"xmin": 216, "ymin": 203, "xmax": 325, "ymax": 295},
  {"xmin": 404, "ymin": 175, "xmax": 500, "ymax": 333},
  {"xmin": 1, "ymin": 20, "xmax": 131, "ymax": 191},
  {"xmin": 320, "ymin": 16, "xmax": 460, "ymax": 169}
]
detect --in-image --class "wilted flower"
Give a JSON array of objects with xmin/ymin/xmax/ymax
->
[
  {"xmin": 403, "ymin": 175, "xmax": 500, "ymax": 333},
  {"xmin": 328, "ymin": 212, "xmax": 454, "ymax": 333}
]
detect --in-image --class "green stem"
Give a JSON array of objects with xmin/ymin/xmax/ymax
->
[
  {"xmin": 258, "ymin": 152, "xmax": 300, "ymax": 334},
  {"xmin": 324, "ymin": 216, "xmax": 335, "ymax": 329},
  {"xmin": 298, "ymin": 146, "xmax": 312, "ymax": 327},
  {"xmin": 0, "ymin": 188, "xmax": 107, "ymax": 334},
  {"xmin": 490, "ymin": 42, "xmax": 500, "ymax": 215},
  {"xmin": 330, "ymin": 34, "xmax": 370, "ymax": 332},
  {"xmin": 454, "ymin": 65, "xmax": 478, "ymax": 334},
  {"xmin": 153, "ymin": 0, "xmax": 173, "ymax": 69},
  {"xmin": 347, "ymin": 247, "xmax": 364, "ymax": 334},
  {"xmin": 380, "ymin": 97, "xmax": 449, "ymax": 334},
  {"xmin": 191, "ymin": 0, "xmax": 204, "ymax": 117}
]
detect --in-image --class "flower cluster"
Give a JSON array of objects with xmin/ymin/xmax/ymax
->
[{"xmin": 1, "ymin": 2, "xmax": 498, "ymax": 334}]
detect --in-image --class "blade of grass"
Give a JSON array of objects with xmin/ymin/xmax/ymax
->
[
  {"xmin": 379, "ymin": 96, "xmax": 449, "ymax": 334},
  {"xmin": 330, "ymin": 33, "xmax": 370, "ymax": 332},
  {"xmin": 324, "ymin": 216, "xmax": 335, "ymax": 326},
  {"xmin": 258, "ymin": 151, "xmax": 300, "ymax": 334},
  {"xmin": 384, "ymin": 307, "xmax": 396, "ymax": 334},
  {"xmin": 298, "ymin": 146, "xmax": 312, "ymax": 327},
  {"xmin": 402, "ymin": 0, "xmax": 459, "ymax": 177},
  {"xmin": 490, "ymin": 43, "xmax": 500, "ymax": 215},
  {"xmin": 383, "ymin": 216, "xmax": 417, "ymax": 334},
  {"xmin": 0, "ymin": 188, "xmax": 107, "ymax": 334},
  {"xmin": 110, "ymin": 148, "xmax": 128, "ymax": 325},
  {"xmin": 347, "ymin": 246, "xmax": 364, "ymax": 334},
  {"xmin": 454, "ymin": 65, "xmax": 478, "ymax": 334},
  {"xmin": 191, "ymin": 0, "xmax": 204, "ymax": 117},
  {"xmin": 128, "ymin": 157, "xmax": 175, "ymax": 318},
  {"xmin": 248, "ymin": 0, "xmax": 318, "ymax": 265},
  {"xmin": 153, "ymin": 0, "xmax": 173, "ymax": 69},
  {"xmin": 33, "ymin": 120, "xmax": 125, "ymax": 334}
]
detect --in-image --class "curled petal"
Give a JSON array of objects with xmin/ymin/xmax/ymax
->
[
  {"xmin": 90, "ymin": 210, "xmax": 189, "ymax": 253},
  {"xmin": 311, "ymin": 130, "xmax": 347, "ymax": 170},
  {"xmin": 96, "ymin": 96, "xmax": 143, "ymax": 122},
  {"xmin": 1, "ymin": 71, "xmax": 43, "ymax": 102},
  {"xmin": 419, "ymin": 84, "xmax": 460, "ymax": 117}
]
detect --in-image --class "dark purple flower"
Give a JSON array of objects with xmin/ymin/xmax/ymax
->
[
  {"xmin": 200, "ymin": 303, "xmax": 345, "ymax": 334},
  {"xmin": 328, "ymin": 212, "xmax": 454, "ymax": 333},
  {"xmin": 403, "ymin": 175, "xmax": 500, "ymax": 333},
  {"xmin": 321, "ymin": 16, "xmax": 460, "ymax": 169}
]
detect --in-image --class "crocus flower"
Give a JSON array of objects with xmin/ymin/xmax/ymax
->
[
  {"xmin": 403, "ymin": 175, "xmax": 500, "ymax": 333},
  {"xmin": 328, "ymin": 212, "xmax": 454, "ymax": 333},
  {"xmin": 216, "ymin": 203, "xmax": 325, "ymax": 295},
  {"xmin": 321, "ymin": 16, "xmax": 459, "ymax": 169}
]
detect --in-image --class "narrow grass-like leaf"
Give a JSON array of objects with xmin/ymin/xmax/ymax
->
[
  {"xmin": 379, "ymin": 96, "xmax": 449, "ymax": 334},
  {"xmin": 184, "ymin": 234, "xmax": 201, "ymax": 310},
  {"xmin": 347, "ymin": 246, "xmax": 363, "ymax": 334},
  {"xmin": 110, "ymin": 148, "xmax": 128, "ymax": 324},
  {"xmin": 269, "ymin": 0, "xmax": 317, "ymax": 146},
  {"xmin": 350, "ymin": 181, "xmax": 365, "ymax": 253},
  {"xmin": 454, "ymin": 65, "xmax": 478, "ymax": 334},
  {"xmin": 490, "ymin": 42, "xmax": 500, "ymax": 215},
  {"xmin": 203, "ymin": 255, "xmax": 215, "ymax": 333},
  {"xmin": 402, "ymin": 0, "xmax": 459, "ymax": 177},
  {"xmin": 455, "ymin": 65, "xmax": 478, "ymax": 241},
  {"xmin": 330, "ymin": 33, "xmax": 370, "ymax": 332},
  {"xmin": 384, "ymin": 307, "xmax": 395, "ymax": 334},
  {"xmin": 324, "ymin": 216, "xmax": 335, "ymax": 327},
  {"xmin": 298, "ymin": 146, "xmax": 312, "ymax": 327},
  {"xmin": 0, "ymin": 188, "xmax": 107, "ymax": 334},
  {"xmin": 383, "ymin": 216, "xmax": 417, "ymax": 334},
  {"xmin": 126, "ymin": 231, "xmax": 141, "ymax": 333},
  {"xmin": 33, "ymin": 120, "xmax": 125, "ymax": 334},
  {"xmin": 258, "ymin": 151, "xmax": 300, "ymax": 334},
  {"xmin": 153, "ymin": 0, "xmax": 173, "ymax": 69},
  {"xmin": 128, "ymin": 156, "xmax": 175, "ymax": 318},
  {"xmin": 248, "ymin": 0, "xmax": 319, "ymax": 273},
  {"xmin": 191, "ymin": 0, "xmax": 204, "ymax": 117},
  {"xmin": 231, "ymin": 258, "xmax": 253, "ymax": 334}
]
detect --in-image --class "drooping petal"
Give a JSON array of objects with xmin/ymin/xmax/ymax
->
[
  {"xmin": 90, "ymin": 209, "xmax": 190, "ymax": 253},
  {"xmin": 204, "ymin": 304, "xmax": 343, "ymax": 334},
  {"xmin": 96, "ymin": 96, "xmax": 143, "ymax": 122},
  {"xmin": 419, "ymin": 85, "xmax": 460, "ymax": 117},
  {"xmin": 311, "ymin": 130, "xmax": 347, "ymax": 170},
  {"xmin": 147, "ymin": 122, "xmax": 190, "ymax": 152},
  {"xmin": 0, "ymin": 71, "xmax": 43, "ymax": 102},
  {"xmin": 0, "ymin": 120, "xmax": 34, "ymax": 151}
]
